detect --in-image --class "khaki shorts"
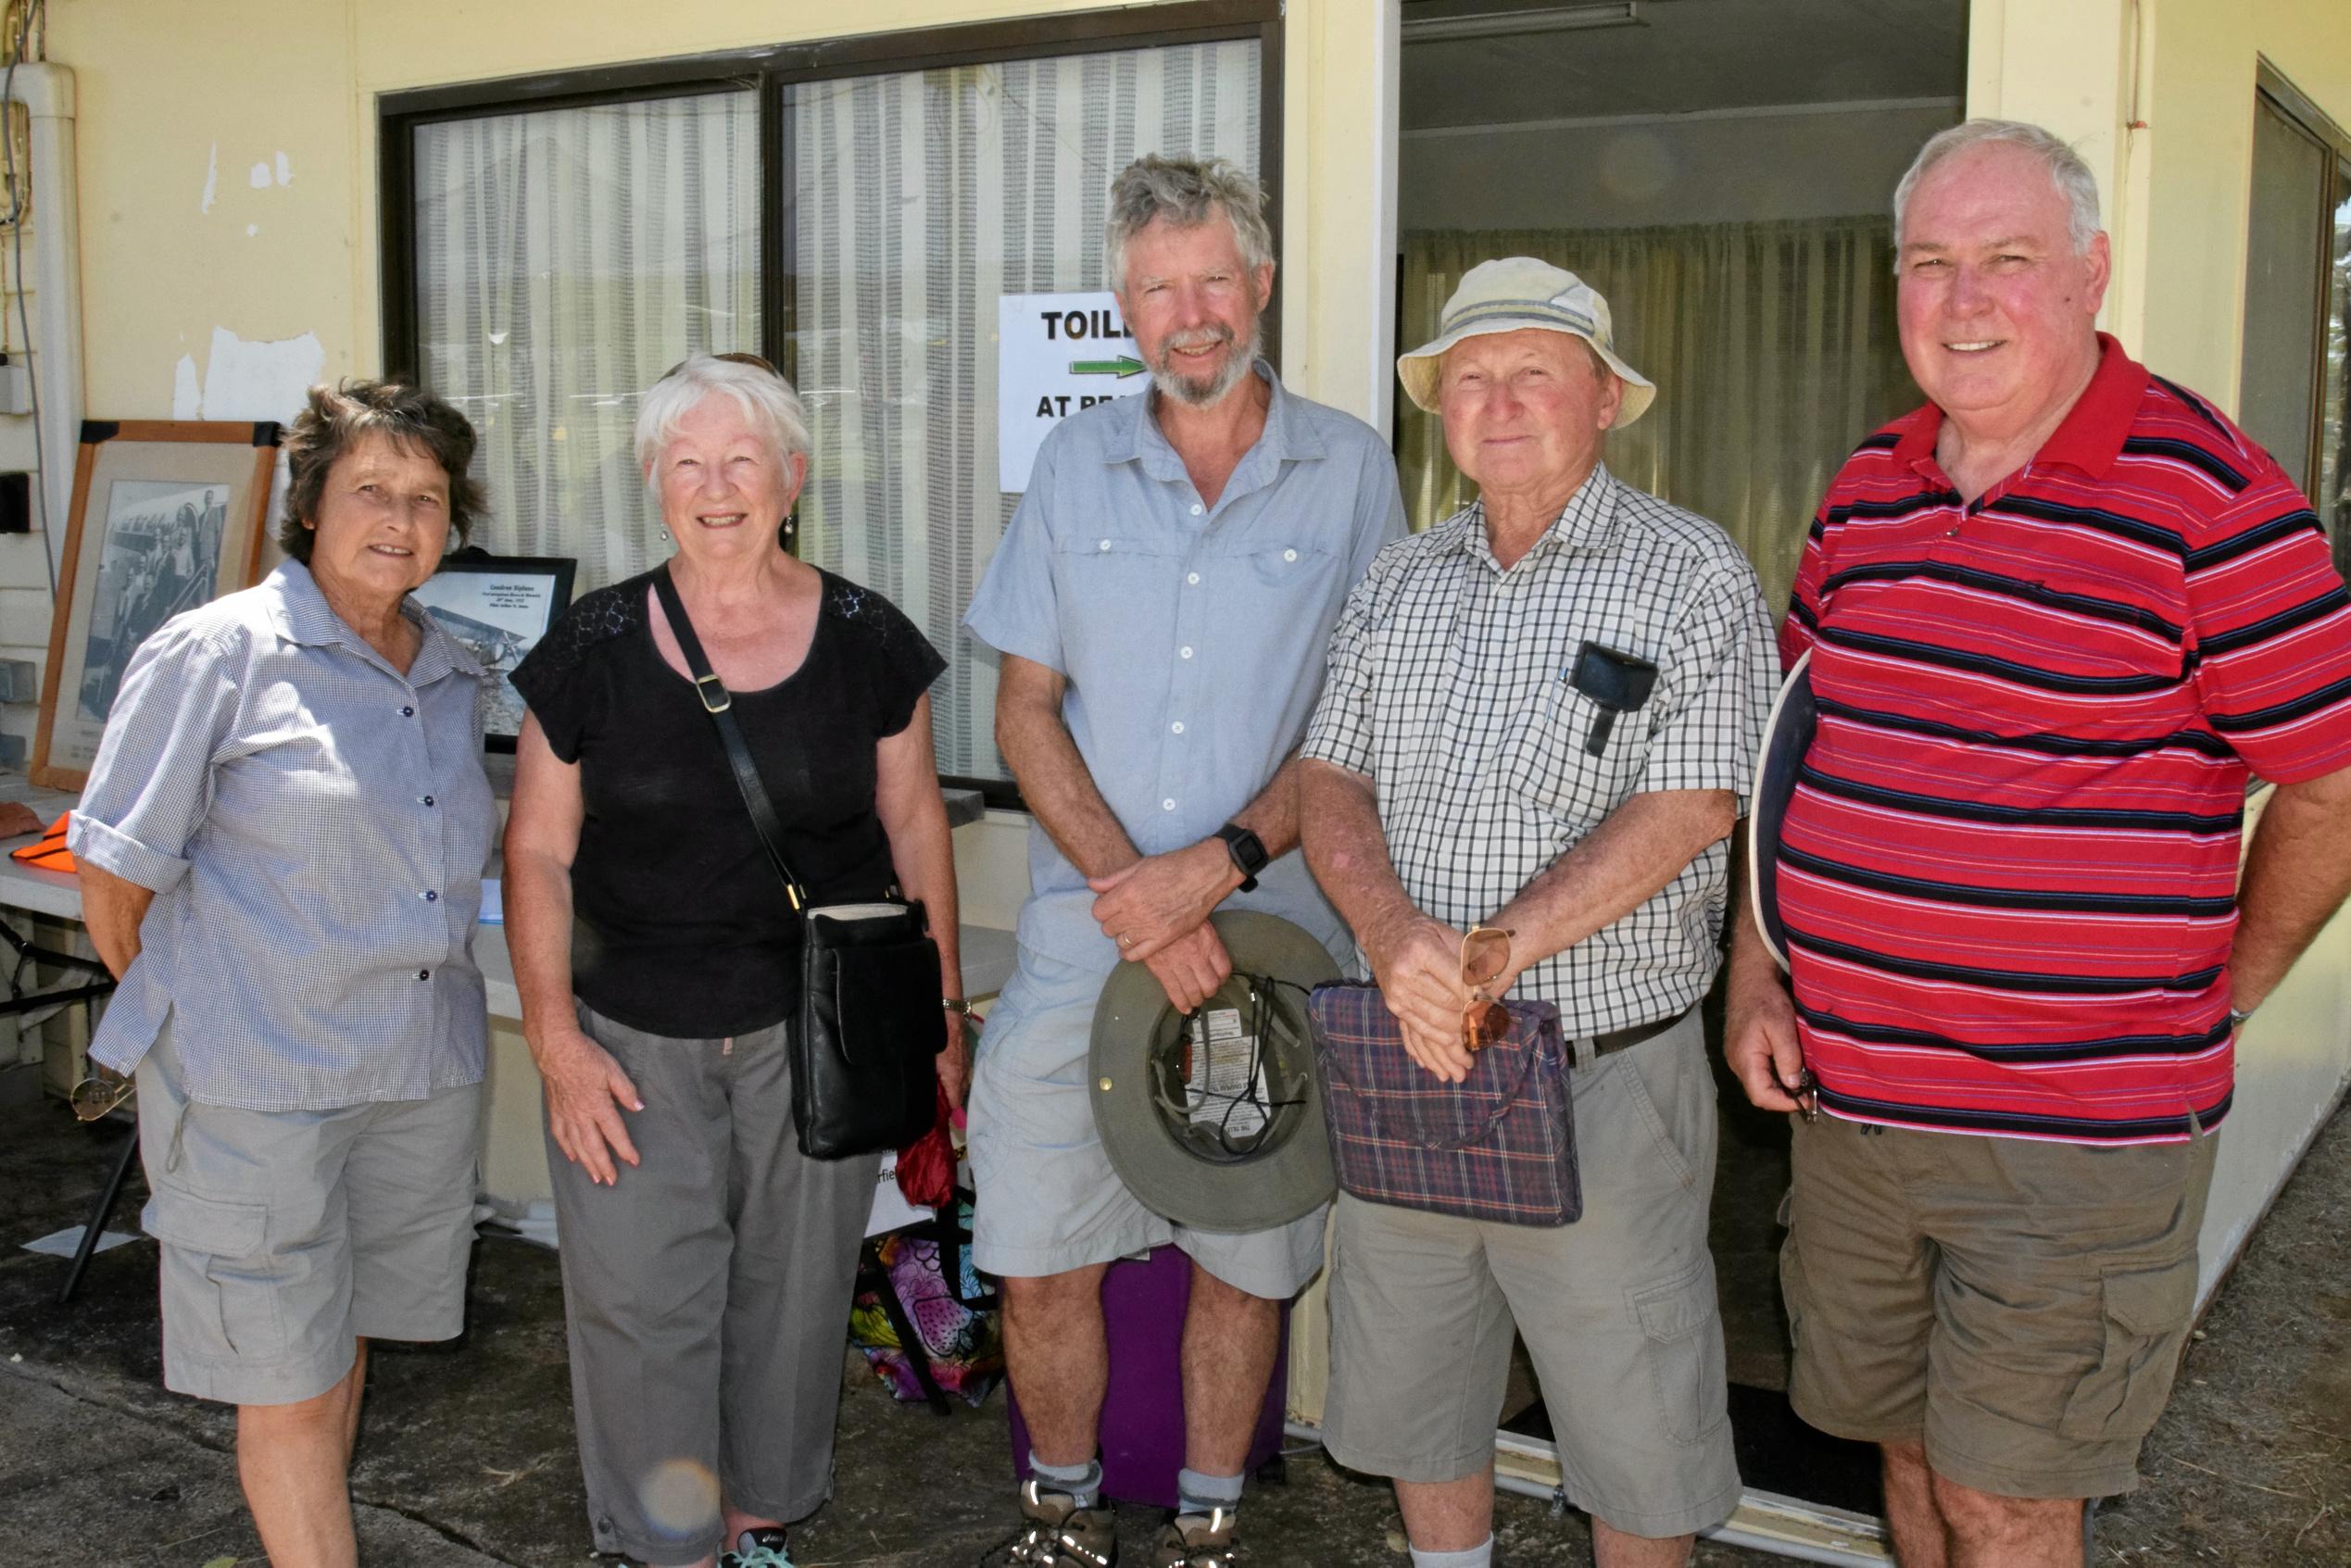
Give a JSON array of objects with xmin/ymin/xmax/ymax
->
[
  {"xmin": 1782, "ymin": 1113, "xmax": 2217, "ymax": 1500},
  {"xmin": 969, "ymin": 949, "xmax": 1327, "ymax": 1299},
  {"xmin": 134, "ymin": 1024, "xmax": 484, "ymax": 1406},
  {"xmin": 1321, "ymin": 1013, "xmax": 1741, "ymax": 1539}
]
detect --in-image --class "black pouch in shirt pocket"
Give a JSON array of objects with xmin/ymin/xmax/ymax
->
[{"xmin": 1502, "ymin": 643, "xmax": 1654, "ymax": 818}]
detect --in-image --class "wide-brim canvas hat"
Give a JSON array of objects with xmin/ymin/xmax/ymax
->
[
  {"xmin": 1396, "ymin": 257, "xmax": 1656, "ymax": 425},
  {"xmin": 1089, "ymin": 910, "xmax": 1341, "ymax": 1234}
]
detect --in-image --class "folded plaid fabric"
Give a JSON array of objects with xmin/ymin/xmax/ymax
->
[{"xmin": 1308, "ymin": 980, "xmax": 1580, "ymax": 1226}]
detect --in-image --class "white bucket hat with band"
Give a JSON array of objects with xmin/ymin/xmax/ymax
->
[{"xmin": 1397, "ymin": 257, "xmax": 1656, "ymax": 426}]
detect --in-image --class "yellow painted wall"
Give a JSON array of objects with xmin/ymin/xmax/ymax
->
[
  {"xmin": 57, "ymin": 0, "xmax": 364, "ymax": 412},
  {"xmin": 53, "ymin": 0, "xmax": 2346, "ymax": 466},
  {"xmin": 49, "ymin": 0, "xmax": 1393, "ymax": 430},
  {"xmin": 1967, "ymin": 0, "xmax": 2351, "ymax": 408}
]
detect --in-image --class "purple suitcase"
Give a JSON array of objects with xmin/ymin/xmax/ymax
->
[{"xmin": 1008, "ymin": 1245, "xmax": 1290, "ymax": 1508}]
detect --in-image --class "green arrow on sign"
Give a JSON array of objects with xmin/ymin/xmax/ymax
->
[{"xmin": 1069, "ymin": 356, "xmax": 1147, "ymax": 378}]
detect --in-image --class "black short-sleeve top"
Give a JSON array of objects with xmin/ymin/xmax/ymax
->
[{"xmin": 509, "ymin": 567, "xmax": 947, "ymax": 1038}]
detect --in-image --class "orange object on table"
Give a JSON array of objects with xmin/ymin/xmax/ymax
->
[{"xmin": 8, "ymin": 813, "xmax": 74, "ymax": 873}]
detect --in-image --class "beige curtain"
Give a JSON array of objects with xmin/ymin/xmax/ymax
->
[
  {"xmin": 1398, "ymin": 217, "xmax": 1919, "ymax": 612},
  {"xmin": 413, "ymin": 94, "xmax": 763, "ymax": 587},
  {"xmin": 788, "ymin": 43, "xmax": 1261, "ymax": 783}
]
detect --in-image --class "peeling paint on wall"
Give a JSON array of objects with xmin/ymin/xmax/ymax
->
[
  {"xmin": 171, "ymin": 329, "xmax": 321, "ymax": 572},
  {"xmin": 248, "ymin": 161, "xmax": 270, "ymax": 189},
  {"xmin": 171, "ymin": 355, "xmax": 200, "ymax": 420},
  {"xmin": 201, "ymin": 143, "xmax": 218, "ymax": 215},
  {"xmin": 274, "ymin": 152, "xmax": 293, "ymax": 186},
  {"xmin": 175, "ymin": 327, "xmax": 325, "ymax": 422}
]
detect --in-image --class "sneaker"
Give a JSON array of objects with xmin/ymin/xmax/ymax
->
[
  {"xmin": 721, "ymin": 1526, "xmax": 795, "ymax": 1568},
  {"xmin": 995, "ymin": 1478, "xmax": 1119, "ymax": 1567},
  {"xmin": 1149, "ymin": 1508, "xmax": 1238, "ymax": 1568}
]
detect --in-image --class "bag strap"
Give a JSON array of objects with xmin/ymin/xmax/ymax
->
[{"xmin": 651, "ymin": 564, "xmax": 812, "ymax": 911}]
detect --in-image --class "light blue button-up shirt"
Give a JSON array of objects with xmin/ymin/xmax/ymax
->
[
  {"xmin": 965, "ymin": 362, "xmax": 1406, "ymax": 972},
  {"xmin": 69, "ymin": 561, "xmax": 498, "ymax": 1110}
]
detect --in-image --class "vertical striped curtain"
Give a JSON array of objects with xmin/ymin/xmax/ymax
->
[
  {"xmin": 411, "ymin": 93, "xmax": 763, "ymax": 586},
  {"xmin": 787, "ymin": 42, "xmax": 1261, "ymax": 783},
  {"xmin": 1398, "ymin": 216, "xmax": 1919, "ymax": 614}
]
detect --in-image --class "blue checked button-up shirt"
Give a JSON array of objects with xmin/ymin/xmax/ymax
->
[
  {"xmin": 966, "ymin": 363, "xmax": 1407, "ymax": 972},
  {"xmin": 69, "ymin": 561, "xmax": 498, "ymax": 1110}
]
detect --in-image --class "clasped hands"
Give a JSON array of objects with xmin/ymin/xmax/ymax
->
[
  {"xmin": 1088, "ymin": 839, "xmax": 1242, "ymax": 1012},
  {"xmin": 1362, "ymin": 909, "xmax": 1520, "ymax": 1085}
]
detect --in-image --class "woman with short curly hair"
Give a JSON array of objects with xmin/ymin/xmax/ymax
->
[{"xmin": 70, "ymin": 377, "xmax": 498, "ymax": 1568}]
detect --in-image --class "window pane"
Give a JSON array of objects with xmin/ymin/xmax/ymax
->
[
  {"xmin": 413, "ymin": 93, "xmax": 762, "ymax": 586},
  {"xmin": 2323, "ymin": 158, "xmax": 2350, "ymax": 577},
  {"xmin": 786, "ymin": 44, "xmax": 1262, "ymax": 784},
  {"xmin": 2238, "ymin": 94, "xmax": 2328, "ymax": 497}
]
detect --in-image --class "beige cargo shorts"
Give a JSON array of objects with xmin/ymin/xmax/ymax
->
[
  {"xmin": 1781, "ymin": 1112, "xmax": 2217, "ymax": 1499},
  {"xmin": 133, "ymin": 1024, "xmax": 483, "ymax": 1406},
  {"xmin": 1320, "ymin": 1013, "xmax": 1741, "ymax": 1539}
]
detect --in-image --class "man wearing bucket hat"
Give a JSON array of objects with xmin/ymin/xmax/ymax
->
[
  {"xmin": 1299, "ymin": 257, "xmax": 1776, "ymax": 1568},
  {"xmin": 964, "ymin": 154, "xmax": 1405, "ymax": 1566}
]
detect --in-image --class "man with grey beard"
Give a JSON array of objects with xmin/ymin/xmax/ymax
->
[{"xmin": 965, "ymin": 154, "xmax": 1404, "ymax": 1568}]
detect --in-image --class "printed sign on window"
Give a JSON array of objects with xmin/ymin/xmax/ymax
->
[{"xmin": 997, "ymin": 291, "xmax": 1145, "ymax": 493}]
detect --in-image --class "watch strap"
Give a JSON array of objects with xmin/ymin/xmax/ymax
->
[{"xmin": 1215, "ymin": 822, "xmax": 1266, "ymax": 892}]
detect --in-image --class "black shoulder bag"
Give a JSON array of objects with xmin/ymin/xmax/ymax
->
[{"xmin": 652, "ymin": 566, "xmax": 946, "ymax": 1160}]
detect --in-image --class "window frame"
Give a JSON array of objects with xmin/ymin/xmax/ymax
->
[
  {"xmin": 378, "ymin": 2, "xmax": 1285, "ymax": 808},
  {"xmin": 2248, "ymin": 60, "xmax": 2351, "ymax": 525}
]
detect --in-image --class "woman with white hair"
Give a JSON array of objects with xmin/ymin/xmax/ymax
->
[{"xmin": 505, "ymin": 351, "xmax": 968, "ymax": 1568}]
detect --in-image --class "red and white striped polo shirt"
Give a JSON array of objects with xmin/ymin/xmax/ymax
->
[{"xmin": 1778, "ymin": 334, "xmax": 2351, "ymax": 1143}]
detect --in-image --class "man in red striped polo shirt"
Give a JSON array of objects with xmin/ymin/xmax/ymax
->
[{"xmin": 1728, "ymin": 119, "xmax": 2351, "ymax": 1567}]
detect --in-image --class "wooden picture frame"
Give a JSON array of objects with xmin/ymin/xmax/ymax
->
[
  {"xmin": 407, "ymin": 548, "xmax": 578, "ymax": 753},
  {"xmin": 31, "ymin": 420, "xmax": 282, "ymax": 790}
]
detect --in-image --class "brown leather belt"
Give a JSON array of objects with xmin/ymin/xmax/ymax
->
[{"xmin": 1570, "ymin": 1007, "xmax": 1690, "ymax": 1067}]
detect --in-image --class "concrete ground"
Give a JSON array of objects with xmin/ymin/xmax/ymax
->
[{"xmin": 4, "ymin": 1075, "xmax": 2347, "ymax": 1567}]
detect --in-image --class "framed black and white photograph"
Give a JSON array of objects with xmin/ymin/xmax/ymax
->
[
  {"xmin": 409, "ymin": 549, "xmax": 576, "ymax": 750},
  {"xmin": 34, "ymin": 420, "xmax": 280, "ymax": 790}
]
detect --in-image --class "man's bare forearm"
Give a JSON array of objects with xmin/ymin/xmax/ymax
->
[
  {"xmin": 996, "ymin": 656, "xmax": 1140, "ymax": 880},
  {"xmin": 1300, "ymin": 759, "xmax": 1421, "ymax": 943},
  {"xmin": 1723, "ymin": 830, "xmax": 1786, "ymax": 1002},
  {"xmin": 1226, "ymin": 752, "xmax": 1305, "ymax": 860},
  {"xmin": 1492, "ymin": 788, "xmax": 1736, "ymax": 966},
  {"xmin": 2231, "ymin": 763, "xmax": 2351, "ymax": 1013}
]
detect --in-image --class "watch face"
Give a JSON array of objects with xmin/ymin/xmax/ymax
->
[{"xmin": 1224, "ymin": 826, "xmax": 1268, "ymax": 872}]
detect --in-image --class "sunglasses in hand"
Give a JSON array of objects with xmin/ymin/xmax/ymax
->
[{"xmin": 1461, "ymin": 925, "xmax": 1515, "ymax": 1051}]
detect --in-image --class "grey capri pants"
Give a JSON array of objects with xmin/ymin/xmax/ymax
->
[{"xmin": 548, "ymin": 1001, "xmax": 880, "ymax": 1566}]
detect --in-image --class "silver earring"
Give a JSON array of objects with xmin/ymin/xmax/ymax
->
[{"xmin": 660, "ymin": 527, "xmax": 672, "ymax": 541}]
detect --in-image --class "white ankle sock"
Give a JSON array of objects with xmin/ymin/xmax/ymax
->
[
  {"xmin": 1410, "ymin": 1536, "xmax": 1494, "ymax": 1568},
  {"xmin": 1176, "ymin": 1465, "xmax": 1244, "ymax": 1521},
  {"xmin": 1027, "ymin": 1453, "xmax": 1102, "ymax": 1511}
]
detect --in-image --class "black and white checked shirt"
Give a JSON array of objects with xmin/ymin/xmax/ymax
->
[{"xmin": 1302, "ymin": 466, "xmax": 1778, "ymax": 1035}]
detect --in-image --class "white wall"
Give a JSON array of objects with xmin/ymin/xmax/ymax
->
[{"xmin": 1400, "ymin": 99, "xmax": 1957, "ymax": 232}]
